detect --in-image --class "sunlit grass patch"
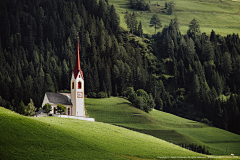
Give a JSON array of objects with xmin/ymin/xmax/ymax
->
[
  {"xmin": 0, "ymin": 106, "xmax": 205, "ymax": 159},
  {"xmin": 86, "ymin": 97, "xmax": 240, "ymax": 156},
  {"xmin": 109, "ymin": 0, "xmax": 240, "ymax": 35}
]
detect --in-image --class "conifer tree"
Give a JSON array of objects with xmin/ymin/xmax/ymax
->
[
  {"xmin": 17, "ymin": 101, "xmax": 26, "ymax": 115},
  {"xmin": 191, "ymin": 74, "xmax": 200, "ymax": 106},
  {"xmin": 45, "ymin": 73, "xmax": 55, "ymax": 92},
  {"xmin": 149, "ymin": 14, "xmax": 162, "ymax": 35},
  {"xmin": 109, "ymin": 5, "xmax": 120, "ymax": 33},
  {"xmin": 187, "ymin": 18, "xmax": 200, "ymax": 37},
  {"xmin": 62, "ymin": 59, "xmax": 69, "ymax": 90},
  {"xmin": 124, "ymin": 11, "xmax": 131, "ymax": 34},
  {"xmin": 221, "ymin": 52, "xmax": 232, "ymax": 81},
  {"xmin": 25, "ymin": 99, "xmax": 36, "ymax": 116},
  {"xmin": 138, "ymin": 21, "xmax": 143, "ymax": 37}
]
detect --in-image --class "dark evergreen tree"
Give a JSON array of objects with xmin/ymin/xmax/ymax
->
[
  {"xmin": 149, "ymin": 14, "xmax": 162, "ymax": 35},
  {"xmin": 138, "ymin": 21, "xmax": 143, "ymax": 37}
]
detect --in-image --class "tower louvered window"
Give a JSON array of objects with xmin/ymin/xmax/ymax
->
[{"xmin": 78, "ymin": 81, "xmax": 81, "ymax": 89}]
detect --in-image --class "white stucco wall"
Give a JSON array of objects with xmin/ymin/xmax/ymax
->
[
  {"xmin": 71, "ymin": 72, "xmax": 85, "ymax": 117},
  {"xmin": 71, "ymin": 72, "xmax": 76, "ymax": 116},
  {"xmin": 50, "ymin": 104, "xmax": 72, "ymax": 115},
  {"xmin": 41, "ymin": 93, "xmax": 50, "ymax": 108},
  {"xmin": 53, "ymin": 114, "xmax": 95, "ymax": 122},
  {"xmin": 41, "ymin": 94, "xmax": 72, "ymax": 115}
]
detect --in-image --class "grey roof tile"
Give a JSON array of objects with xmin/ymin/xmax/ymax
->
[{"xmin": 46, "ymin": 92, "xmax": 72, "ymax": 105}]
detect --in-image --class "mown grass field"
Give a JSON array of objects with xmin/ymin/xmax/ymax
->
[
  {"xmin": 85, "ymin": 97, "xmax": 240, "ymax": 156},
  {"xmin": 109, "ymin": 0, "xmax": 240, "ymax": 35},
  {"xmin": 0, "ymin": 107, "xmax": 209, "ymax": 160}
]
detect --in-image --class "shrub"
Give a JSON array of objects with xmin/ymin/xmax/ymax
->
[
  {"xmin": 43, "ymin": 103, "xmax": 52, "ymax": 116},
  {"xmin": 124, "ymin": 87, "xmax": 155, "ymax": 113},
  {"xmin": 88, "ymin": 92, "xmax": 108, "ymax": 98},
  {"xmin": 133, "ymin": 96, "xmax": 145, "ymax": 110},
  {"xmin": 179, "ymin": 143, "xmax": 211, "ymax": 155},
  {"xmin": 124, "ymin": 87, "xmax": 137, "ymax": 103},
  {"xmin": 88, "ymin": 92, "xmax": 97, "ymax": 98},
  {"xmin": 25, "ymin": 99, "xmax": 36, "ymax": 116},
  {"xmin": 97, "ymin": 92, "xmax": 108, "ymax": 98},
  {"xmin": 201, "ymin": 118, "xmax": 212, "ymax": 125}
]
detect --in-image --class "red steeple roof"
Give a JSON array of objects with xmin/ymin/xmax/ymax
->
[{"xmin": 73, "ymin": 38, "xmax": 84, "ymax": 79}]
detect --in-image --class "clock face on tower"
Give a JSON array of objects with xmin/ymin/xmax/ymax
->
[{"xmin": 77, "ymin": 92, "xmax": 83, "ymax": 98}]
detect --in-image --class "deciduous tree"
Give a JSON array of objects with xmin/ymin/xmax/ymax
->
[
  {"xmin": 43, "ymin": 103, "xmax": 52, "ymax": 116},
  {"xmin": 57, "ymin": 104, "xmax": 66, "ymax": 117}
]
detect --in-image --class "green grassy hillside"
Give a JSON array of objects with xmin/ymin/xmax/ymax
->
[
  {"xmin": 110, "ymin": 0, "xmax": 240, "ymax": 35},
  {"xmin": 85, "ymin": 97, "xmax": 240, "ymax": 156},
  {"xmin": 0, "ymin": 107, "xmax": 207, "ymax": 160}
]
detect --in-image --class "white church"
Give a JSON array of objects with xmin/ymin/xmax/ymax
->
[{"xmin": 36, "ymin": 39, "xmax": 94, "ymax": 121}]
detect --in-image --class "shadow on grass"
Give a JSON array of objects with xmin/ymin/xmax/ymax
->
[{"xmin": 117, "ymin": 102, "xmax": 131, "ymax": 105}]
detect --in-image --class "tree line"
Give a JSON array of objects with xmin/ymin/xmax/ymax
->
[
  {"xmin": 0, "ymin": 0, "xmax": 239, "ymax": 135},
  {"xmin": 152, "ymin": 16, "xmax": 240, "ymax": 134},
  {"xmin": 129, "ymin": 0, "xmax": 150, "ymax": 11},
  {"xmin": 0, "ymin": 0, "xmax": 158, "ymax": 114},
  {"xmin": 179, "ymin": 143, "xmax": 211, "ymax": 155}
]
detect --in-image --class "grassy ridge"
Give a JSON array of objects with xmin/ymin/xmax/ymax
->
[
  {"xmin": 110, "ymin": 0, "xmax": 240, "ymax": 35},
  {"xmin": 85, "ymin": 97, "xmax": 240, "ymax": 156},
  {"xmin": 0, "ymin": 107, "xmax": 206, "ymax": 159}
]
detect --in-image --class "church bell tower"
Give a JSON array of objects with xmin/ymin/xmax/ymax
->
[{"xmin": 70, "ymin": 38, "xmax": 85, "ymax": 117}]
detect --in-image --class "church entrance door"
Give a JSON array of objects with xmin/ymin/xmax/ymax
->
[{"xmin": 68, "ymin": 108, "xmax": 70, "ymax": 115}]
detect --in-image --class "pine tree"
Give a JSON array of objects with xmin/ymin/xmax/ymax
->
[
  {"xmin": 222, "ymin": 106, "xmax": 228, "ymax": 130},
  {"xmin": 187, "ymin": 18, "xmax": 200, "ymax": 37},
  {"xmin": 105, "ymin": 65, "xmax": 112, "ymax": 96},
  {"xmin": 188, "ymin": 18, "xmax": 200, "ymax": 33},
  {"xmin": 98, "ymin": 0, "xmax": 108, "ymax": 21},
  {"xmin": 62, "ymin": 59, "xmax": 70, "ymax": 90},
  {"xmin": 201, "ymin": 40, "xmax": 214, "ymax": 62},
  {"xmin": 138, "ymin": 21, "xmax": 143, "ymax": 37},
  {"xmin": 191, "ymin": 74, "xmax": 200, "ymax": 106},
  {"xmin": 210, "ymin": 30, "xmax": 217, "ymax": 44},
  {"xmin": 124, "ymin": 11, "xmax": 131, "ymax": 34},
  {"xmin": 17, "ymin": 101, "xmax": 26, "ymax": 115},
  {"xmin": 221, "ymin": 52, "xmax": 232, "ymax": 81},
  {"xmin": 149, "ymin": 14, "xmax": 162, "ymax": 35},
  {"xmin": 109, "ymin": 5, "xmax": 119, "ymax": 33},
  {"xmin": 112, "ymin": 65, "xmax": 120, "ymax": 96},
  {"xmin": 25, "ymin": 99, "xmax": 36, "ymax": 116},
  {"xmin": 45, "ymin": 73, "xmax": 55, "ymax": 92}
]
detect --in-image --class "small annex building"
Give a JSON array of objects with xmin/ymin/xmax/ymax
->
[
  {"xmin": 36, "ymin": 38, "xmax": 93, "ymax": 121},
  {"xmin": 42, "ymin": 92, "xmax": 72, "ymax": 115}
]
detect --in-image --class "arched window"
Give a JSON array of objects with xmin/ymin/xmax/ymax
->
[
  {"xmin": 68, "ymin": 108, "xmax": 70, "ymax": 115},
  {"xmin": 78, "ymin": 81, "xmax": 81, "ymax": 89},
  {"xmin": 72, "ymin": 82, "xmax": 74, "ymax": 89}
]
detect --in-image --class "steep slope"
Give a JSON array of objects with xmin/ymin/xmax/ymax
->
[
  {"xmin": 85, "ymin": 97, "xmax": 240, "ymax": 156},
  {"xmin": 109, "ymin": 0, "xmax": 240, "ymax": 35},
  {"xmin": 0, "ymin": 107, "xmax": 205, "ymax": 159}
]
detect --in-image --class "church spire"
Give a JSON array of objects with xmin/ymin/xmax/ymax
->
[{"xmin": 73, "ymin": 38, "xmax": 83, "ymax": 79}]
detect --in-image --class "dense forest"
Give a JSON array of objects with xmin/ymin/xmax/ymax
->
[
  {"xmin": 0, "ymin": 0, "xmax": 239, "ymax": 134},
  {"xmin": 153, "ymin": 17, "xmax": 240, "ymax": 134},
  {"xmin": 0, "ymin": 0, "xmax": 157, "ymax": 111}
]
